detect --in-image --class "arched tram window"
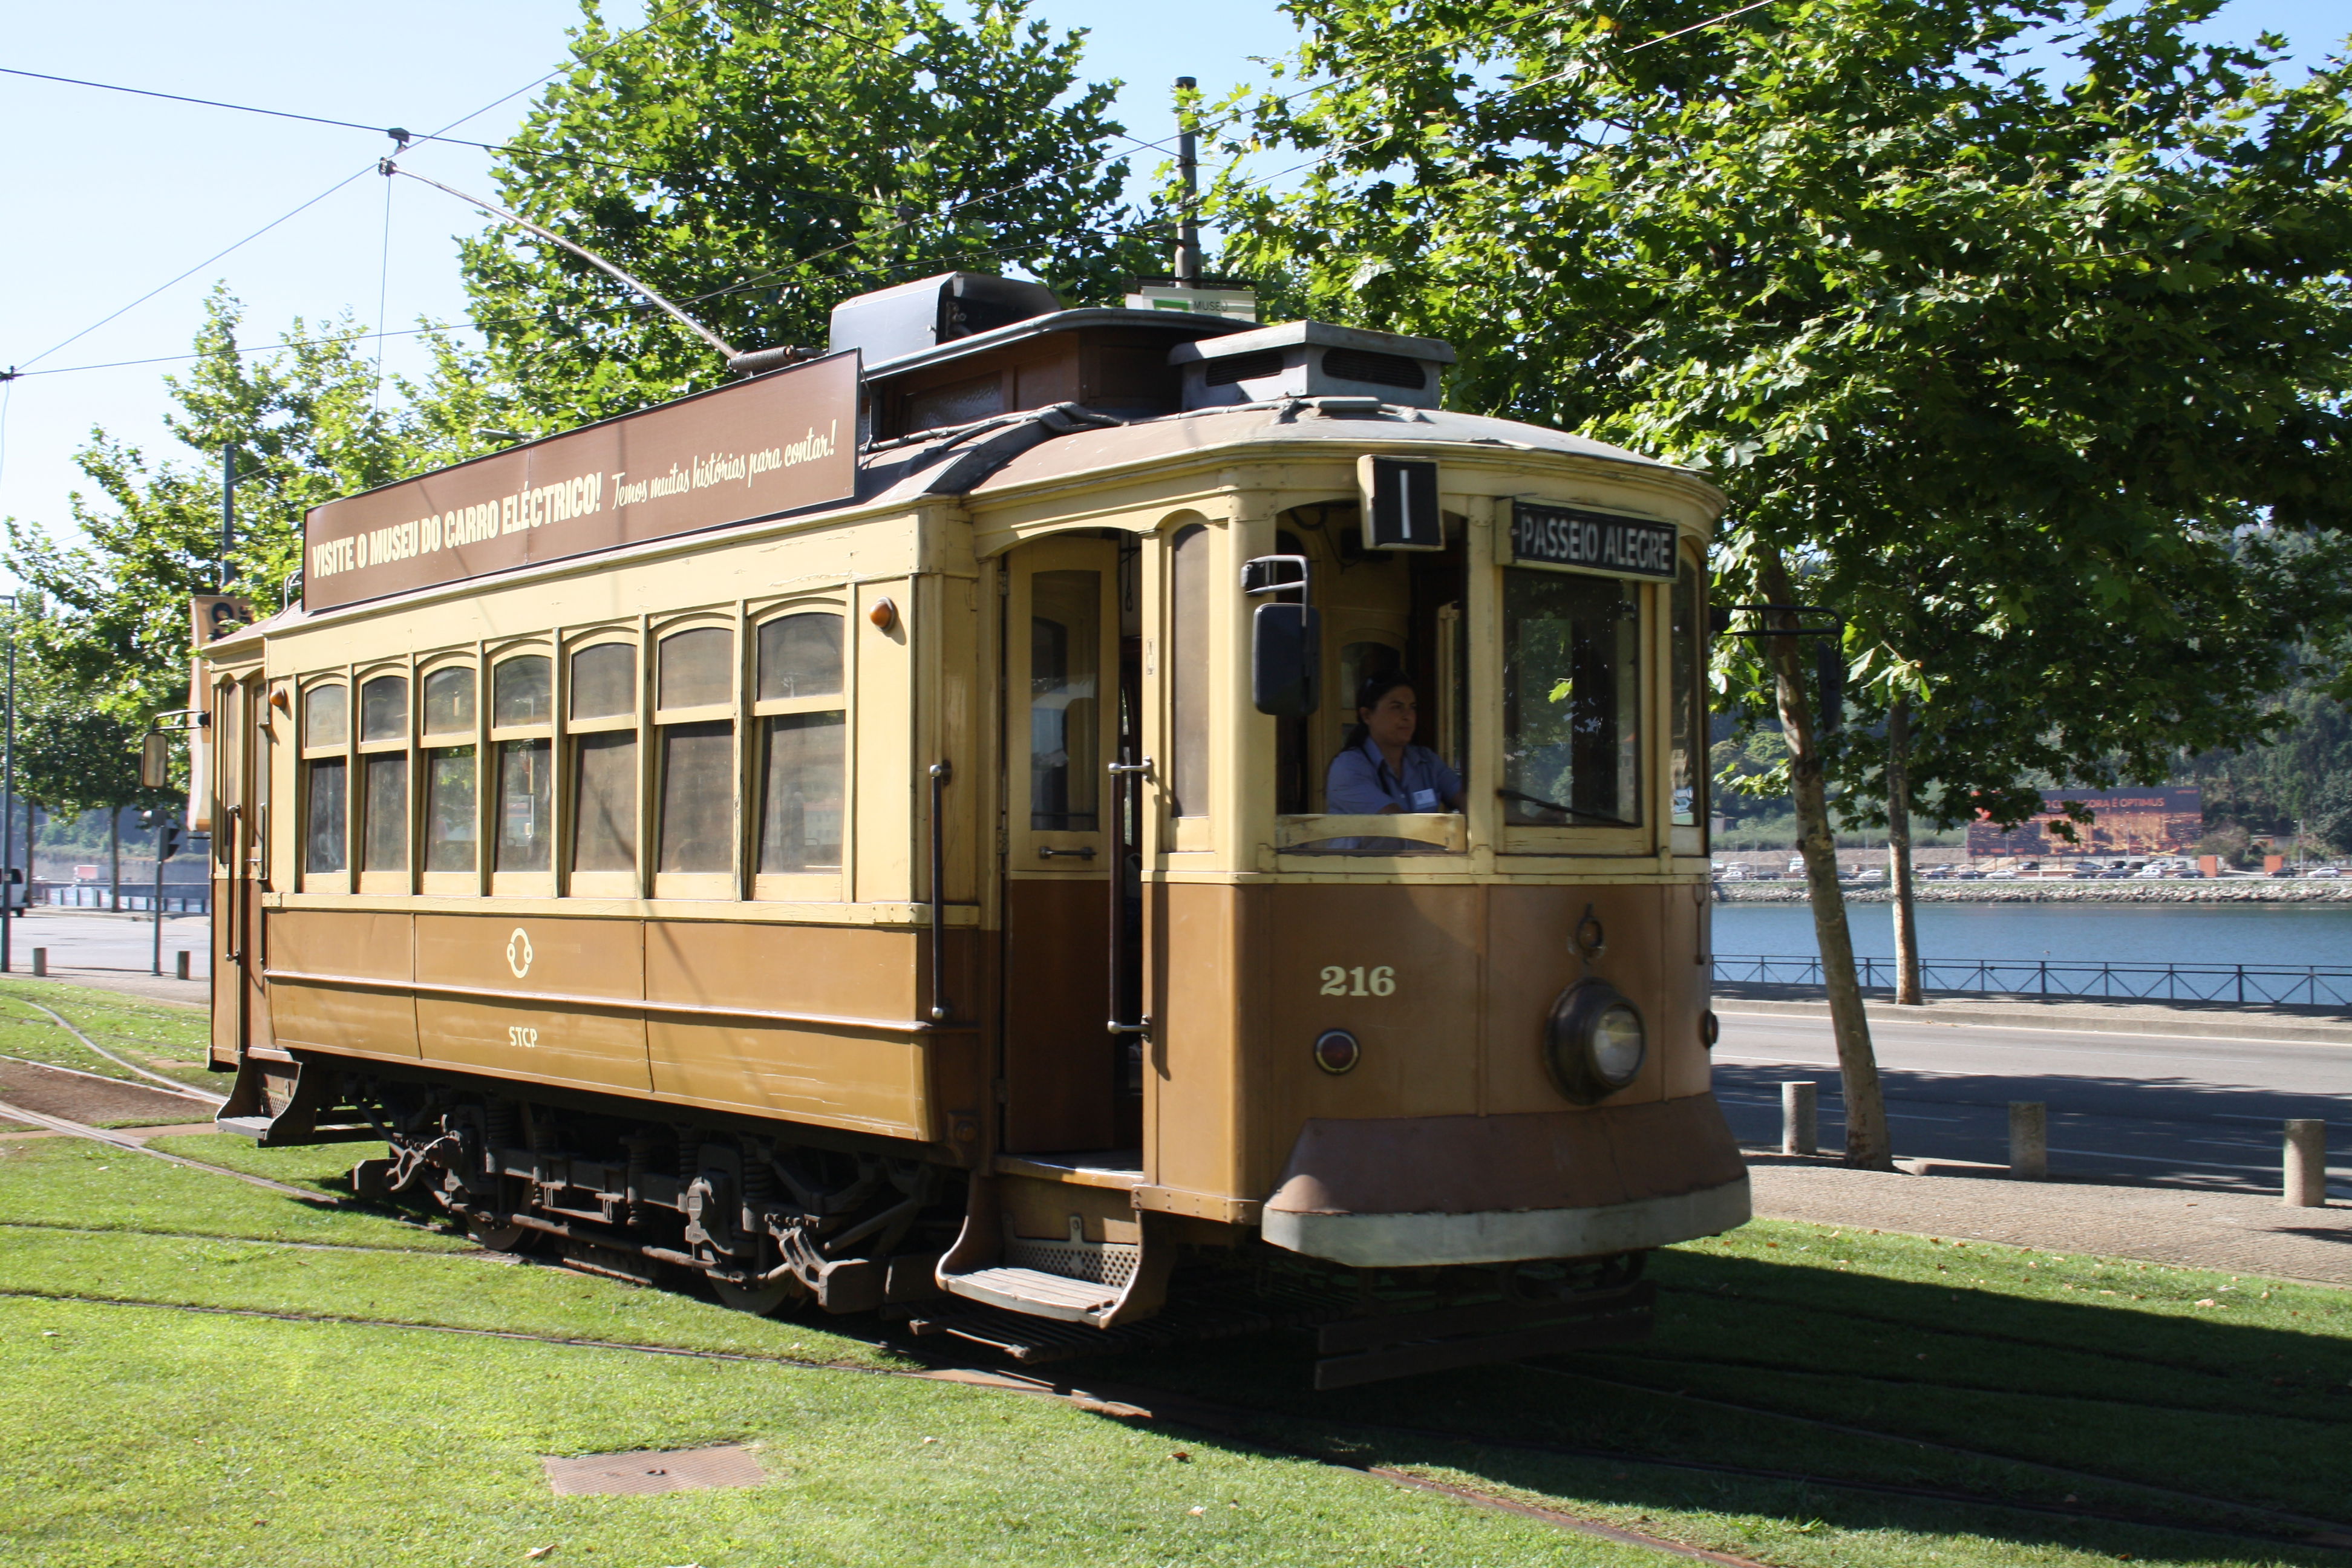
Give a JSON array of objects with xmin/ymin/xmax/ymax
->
[
  {"xmin": 754, "ymin": 611, "xmax": 845, "ymax": 878},
  {"xmin": 491, "ymin": 655, "xmax": 552, "ymax": 874},
  {"xmin": 300, "ymin": 682, "xmax": 348, "ymax": 878},
  {"xmin": 358, "ymin": 674, "xmax": 410, "ymax": 874},
  {"xmin": 656, "ymin": 627, "xmax": 735, "ymax": 882},
  {"xmin": 569, "ymin": 642, "xmax": 639, "ymax": 878},
  {"xmin": 422, "ymin": 667, "xmax": 477, "ymax": 874}
]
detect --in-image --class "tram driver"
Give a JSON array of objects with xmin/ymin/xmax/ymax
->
[{"xmin": 1325, "ymin": 672, "xmax": 1465, "ymax": 831}]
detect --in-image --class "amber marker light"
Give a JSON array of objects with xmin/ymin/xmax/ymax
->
[
  {"xmin": 1701, "ymin": 1010, "xmax": 1721, "ymax": 1049},
  {"xmin": 1313, "ymin": 1028, "xmax": 1361, "ymax": 1074},
  {"xmin": 868, "ymin": 597, "xmax": 898, "ymax": 631}
]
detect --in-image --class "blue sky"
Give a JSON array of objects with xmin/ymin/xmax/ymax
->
[{"xmin": 1, "ymin": 0, "xmax": 2344, "ymax": 573}]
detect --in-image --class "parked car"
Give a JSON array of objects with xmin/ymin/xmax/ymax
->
[
  {"xmin": 2310, "ymin": 866, "xmax": 2343, "ymax": 878},
  {"xmin": 2097, "ymin": 867, "xmax": 2134, "ymax": 879},
  {"xmin": 1954, "ymin": 868, "xmax": 1985, "ymax": 880},
  {"xmin": 1985, "ymin": 867, "xmax": 2018, "ymax": 880}
]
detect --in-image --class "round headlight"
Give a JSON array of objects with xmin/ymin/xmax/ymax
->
[
  {"xmin": 1543, "ymin": 980, "xmax": 1647, "ymax": 1103},
  {"xmin": 1313, "ymin": 1028, "xmax": 1362, "ymax": 1075}
]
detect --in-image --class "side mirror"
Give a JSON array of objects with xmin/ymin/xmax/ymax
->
[
  {"xmin": 139, "ymin": 731, "xmax": 171, "ymax": 790},
  {"xmin": 1252, "ymin": 603, "xmax": 1322, "ymax": 717}
]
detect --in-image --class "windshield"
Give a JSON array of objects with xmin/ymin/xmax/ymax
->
[{"xmin": 1501, "ymin": 567, "xmax": 1642, "ymax": 829}]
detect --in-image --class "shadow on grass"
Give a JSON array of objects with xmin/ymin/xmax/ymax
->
[{"xmin": 1056, "ymin": 1245, "xmax": 2352, "ymax": 1564}]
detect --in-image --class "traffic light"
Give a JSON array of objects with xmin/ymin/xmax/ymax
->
[{"xmin": 144, "ymin": 811, "xmax": 184, "ymax": 862}]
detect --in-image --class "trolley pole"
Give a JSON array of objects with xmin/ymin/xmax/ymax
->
[{"xmin": 1174, "ymin": 76, "xmax": 1200, "ymax": 285}]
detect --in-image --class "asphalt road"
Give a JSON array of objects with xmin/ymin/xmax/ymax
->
[
  {"xmin": 1714, "ymin": 1008, "xmax": 2352, "ymax": 1199},
  {"xmin": 0, "ymin": 910, "xmax": 211, "ymax": 978}
]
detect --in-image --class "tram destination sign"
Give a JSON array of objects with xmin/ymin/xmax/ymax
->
[
  {"xmin": 301, "ymin": 351, "xmax": 860, "ymax": 612},
  {"xmin": 1506, "ymin": 500, "xmax": 1678, "ymax": 580}
]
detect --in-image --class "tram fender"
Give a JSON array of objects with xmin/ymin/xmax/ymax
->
[{"xmin": 1260, "ymin": 1095, "xmax": 1751, "ymax": 1269}]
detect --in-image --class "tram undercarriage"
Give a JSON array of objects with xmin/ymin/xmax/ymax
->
[{"xmin": 224, "ymin": 1054, "xmax": 1671, "ymax": 1386}]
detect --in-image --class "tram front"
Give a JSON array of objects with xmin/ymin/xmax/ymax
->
[{"xmin": 933, "ymin": 314, "xmax": 1749, "ymax": 1383}]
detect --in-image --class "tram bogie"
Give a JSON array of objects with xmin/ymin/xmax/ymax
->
[{"xmin": 198, "ymin": 270, "xmax": 1748, "ymax": 1380}]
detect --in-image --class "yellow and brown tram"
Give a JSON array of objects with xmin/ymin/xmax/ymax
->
[{"xmin": 197, "ymin": 272, "xmax": 1747, "ymax": 1386}]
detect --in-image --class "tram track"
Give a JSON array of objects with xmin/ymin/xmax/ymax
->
[{"xmin": 11, "ymin": 1112, "xmax": 2350, "ymax": 1560}]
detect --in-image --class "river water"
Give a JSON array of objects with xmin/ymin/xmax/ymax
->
[{"xmin": 1714, "ymin": 900, "xmax": 2352, "ymax": 972}]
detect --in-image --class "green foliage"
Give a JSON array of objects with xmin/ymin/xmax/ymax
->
[
  {"xmin": 2, "ymin": 290, "xmax": 499, "ymax": 728},
  {"xmin": 1214, "ymin": 0, "xmax": 2352, "ymax": 831},
  {"xmin": 460, "ymin": 0, "xmax": 1160, "ymax": 429}
]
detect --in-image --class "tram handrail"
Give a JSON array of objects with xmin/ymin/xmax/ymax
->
[{"xmin": 1712, "ymin": 954, "xmax": 2352, "ymax": 1007}]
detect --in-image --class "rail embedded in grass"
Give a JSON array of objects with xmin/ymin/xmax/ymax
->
[{"xmin": 1715, "ymin": 954, "xmax": 2352, "ymax": 1007}]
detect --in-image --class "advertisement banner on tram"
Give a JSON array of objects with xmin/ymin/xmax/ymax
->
[{"xmin": 301, "ymin": 350, "xmax": 860, "ymax": 612}]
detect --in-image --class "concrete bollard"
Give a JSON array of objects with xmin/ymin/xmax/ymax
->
[
  {"xmin": 2284, "ymin": 1119, "xmax": 2328, "ymax": 1208},
  {"xmin": 29, "ymin": 947, "xmax": 44, "ymax": 978},
  {"xmin": 174, "ymin": 950, "xmax": 191, "ymax": 982},
  {"xmin": 1782, "ymin": 1080, "xmax": 1818, "ymax": 1157},
  {"xmin": 2010, "ymin": 1102, "xmax": 2048, "ymax": 1180}
]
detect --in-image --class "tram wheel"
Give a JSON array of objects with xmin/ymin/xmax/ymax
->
[
  {"xmin": 711, "ymin": 1273, "xmax": 808, "ymax": 1317},
  {"xmin": 463, "ymin": 1217, "xmax": 543, "ymax": 1254}
]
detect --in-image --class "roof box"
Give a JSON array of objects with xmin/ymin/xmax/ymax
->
[
  {"xmin": 828, "ymin": 272, "xmax": 1063, "ymax": 368},
  {"xmin": 1167, "ymin": 321, "xmax": 1455, "ymax": 410}
]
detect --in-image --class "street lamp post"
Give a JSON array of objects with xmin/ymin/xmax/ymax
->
[{"xmin": 2, "ymin": 592, "xmax": 17, "ymax": 974}]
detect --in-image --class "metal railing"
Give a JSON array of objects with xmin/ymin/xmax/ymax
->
[
  {"xmin": 38, "ymin": 884, "xmax": 210, "ymax": 915},
  {"xmin": 1714, "ymin": 954, "xmax": 2352, "ymax": 1007}
]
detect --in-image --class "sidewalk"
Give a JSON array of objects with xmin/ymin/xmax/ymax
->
[
  {"xmin": 1748, "ymin": 1154, "xmax": 2352, "ymax": 1285},
  {"xmin": 1714, "ymin": 983, "xmax": 2352, "ymax": 1044}
]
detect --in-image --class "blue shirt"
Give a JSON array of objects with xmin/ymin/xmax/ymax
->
[{"xmin": 1325, "ymin": 736, "xmax": 1462, "ymax": 816}]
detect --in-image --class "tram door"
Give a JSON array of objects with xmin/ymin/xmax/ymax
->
[
  {"xmin": 209, "ymin": 676, "xmax": 272, "ymax": 1065},
  {"xmin": 999, "ymin": 538, "xmax": 1126, "ymax": 1153}
]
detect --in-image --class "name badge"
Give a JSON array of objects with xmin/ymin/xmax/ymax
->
[{"xmin": 1410, "ymin": 788, "xmax": 1440, "ymax": 812}]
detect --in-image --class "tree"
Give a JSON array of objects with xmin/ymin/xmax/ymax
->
[
  {"xmin": 1215, "ymin": 0, "xmax": 2352, "ymax": 1166},
  {"xmin": 5, "ymin": 289, "xmax": 497, "ymax": 723},
  {"xmin": 459, "ymin": 0, "xmax": 1161, "ymax": 430}
]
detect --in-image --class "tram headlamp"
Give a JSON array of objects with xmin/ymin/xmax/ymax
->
[{"xmin": 1544, "ymin": 981, "xmax": 1647, "ymax": 1103}]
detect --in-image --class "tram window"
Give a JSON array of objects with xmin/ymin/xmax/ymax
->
[
  {"xmin": 659, "ymin": 720, "xmax": 733, "ymax": 874},
  {"xmin": 572, "ymin": 731, "xmax": 638, "ymax": 872},
  {"xmin": 570, "ymin": 643, "xmax": 637, "ymax": 720},
  {"xmin": 1168, "ymin": 524, "xmax": 1209, "ymax": 818},
  {"xmin": 303, "ymin": 685, "xmax": 347, "ymax": 747},
  {"xmin": 757, "ymin": 613, "xmax": 843, "ymax": 699},
  {"xmin": 360, "ymin": 675, "xmax": 408, "ymax": 742},
  {"xmin": 1501, "ymin": 568, "xmax": 1642, "ymax": 828},
  {"xmin": 362, "ymin": 753, "xmax": 408, "ymax": 870},
  {"xmin": 754, "ymin": 610, "xmax": 846, "ymax": 878},
  {"xmin": 659, "ymin": 627, "xmax": 733, "ymax": 710},
  {"xmin": 423, "ymin": 667, "xmax": 475, "ymax": 736},
  {"xmin": 759, "ymin": 712, "xmax": 844, "ymax": 873},
  {"xmin": 495, "ymin": 739, "xmax": 552, "ymax": 871},
  {"xmin": 303, "ymin": 756, "xmax": 347, "ymax": 874},
  {"xmin": 1029, "ymin": 570, "xmax": 1100, "ymax": 832},
  {"xmin": 493, "ymin": 656, "xmax": 551, "ymax": 727},
  {"xmin": 1670, "ymin": 556, "xmax": 1704, "ymax": 828},
  {"xmin": 425, "ymin": 746, "xmax": 476, "ymax": 872}
]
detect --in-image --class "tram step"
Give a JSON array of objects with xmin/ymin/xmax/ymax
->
[{"xmin": 941, "ymin": 1266, "xmax": 1123, "ymax": 1321}]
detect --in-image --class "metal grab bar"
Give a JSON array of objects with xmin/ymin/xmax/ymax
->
[
  {"xmin": 1107, "ymin": 754, "xmax": 1152, "ymax": 1038},
  {"xmin": 927, "ymin": 761, "xmax": 952, "ymax": 1024}
]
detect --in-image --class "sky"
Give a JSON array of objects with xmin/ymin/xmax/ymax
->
[{"xmin": 1, "ymin": 0, "xmax": 2345, "ymax": 586}]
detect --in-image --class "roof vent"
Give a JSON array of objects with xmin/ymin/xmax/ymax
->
[
  {"xmin": 828, "ymin": 272, "xmax": 1062, "ymax": 368},
  {"xmin": 1169, "ymin": 322, "xmax": 1455, "ymax": 410}
]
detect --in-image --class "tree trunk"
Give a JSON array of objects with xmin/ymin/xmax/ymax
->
[
  {"xmin": 1756, "ymin": 547, "xmax": 1895, "ymax": 1169},
  {"xmin": 109, "ymin": 809, "xmax": 121, "ymax": 912},
  {"xmin": 1889, "ymin": 692, "xmax": 1923, "ymax": 1005}
]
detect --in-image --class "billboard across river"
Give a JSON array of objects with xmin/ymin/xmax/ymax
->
[{"xmin": 302, "ymin": 351, "xmax": 859, "ymax": 612}]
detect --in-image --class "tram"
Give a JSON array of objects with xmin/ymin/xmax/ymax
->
[{"xmin": 197, "ymin": 271, "xmax": 1748, "ymax": 1386}]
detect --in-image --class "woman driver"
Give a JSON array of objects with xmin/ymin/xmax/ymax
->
[{"xmin": 1325, "ymin": 671, "xmax": 1464, "ymax": 818}]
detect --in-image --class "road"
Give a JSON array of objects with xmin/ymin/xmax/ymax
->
[
  {"xmin": 0, "ymin": 909, "xmax": 211, "ymax": 979},
  {"xmin": 1714, "ymin": 1008, "xmax": 2352, "ymax": 1198}
]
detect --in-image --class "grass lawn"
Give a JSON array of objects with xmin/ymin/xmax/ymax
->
[
  {"xmin": 0, "ymin": 979, "xmax": 216, "ymax": 1093},
  {"xmin": 2, "ymin": 1131, "xmax": 2347, "ymax": 1567}
]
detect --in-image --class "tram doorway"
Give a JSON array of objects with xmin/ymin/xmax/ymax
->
[
  {"xmin": 997, "ymin": 537, "xmax": 1141, "ymax": 1154},
  {"xmin": 210, "ymin": 676, "xmax": 272, "ymax": 1065}
]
